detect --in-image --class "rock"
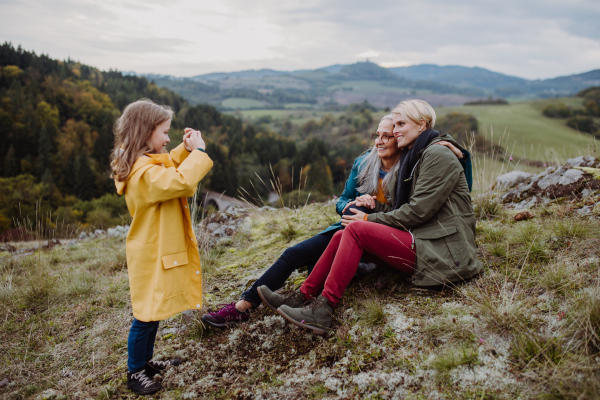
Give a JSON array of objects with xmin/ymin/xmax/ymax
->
[
  {"xmin": 581, "ymin": 188, "xmax": 593, "ymax": 198},
  {"xmin": 0, "ymin": 378, "xmax": 8, "ymax": 388},
  {"xmin": 43, "ymin": 238, "xmax": 61, "ymax": 249},
  {"xmin": 107, "ymin": 225, "xmax": 129, "ymax": 238},
  {"xmin": 558, "ymin": 169, "xmax": 584, "ymax": 186},
  {"xmin": 37, "ymin": 389, "xmax": 58, "ymax": 400},
  {"xmin": 78, "ymin": 231, "xmax": 88, "ymax": 240},
  {"xmin": 593, "ymin": 203, "xmax": 600, "ymax": 216},
  {"xmin": 567, "ymin": 156, "xmax": 596, "ymax": 167},
  {"xmin": 577, "ymin": 205, "xmax": 593, "ymax": 216},
  {"xmin": 537, "ymin": 167, "xmax": 568, "ymax": 190},
  {"xmin": 495, "ymin": 171, "xmax": 532, "ymax": 189},
  {"xmin": 514, "ymin": 197, "xmax": 538, "ymax": 210},
  {"xmin": 94, "ymin": 229, "xmax": 106, "ymax": 236},
  {"xmin": 0, "ymin": 243, "xmax": 16, "ymax": 252},
  {"xmin": 514, "ymin": 211, "xmax": 534, "ymax": 221}
]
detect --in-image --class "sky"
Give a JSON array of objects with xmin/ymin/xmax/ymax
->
[{"xmin": 1, "ymin": 0, "xmax": 599, "ymax": 80}]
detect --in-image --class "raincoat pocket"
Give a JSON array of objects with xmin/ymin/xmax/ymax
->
[
  {"xmin": 161, "ymin": 251, "xmax": 189, "ymax": 299},
  {"xmin": 161, "ymin": 251, "xmax": 189, "ymax": 270}
]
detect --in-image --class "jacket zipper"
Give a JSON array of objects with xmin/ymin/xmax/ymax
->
[{"xmin": 409, "ymin": 229, "xmax": 415, "ymax": 249}]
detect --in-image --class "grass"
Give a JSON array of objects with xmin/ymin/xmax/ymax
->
[
  {"xmin": 428, "ymin": 345, "xmax": 480, "ymax": 383},
  {"xmin": 358, "ymin": 299, "xmax": 386, "ymax": 326},
  {"xmin": 221, "ymin": 97, "xmax": 271, "ymax": 109},
  {"xmin": 1, "ymin": 184, "xmax": 599, "ymax": 399},
  {"xmin": 436, "ymin": 98, "xmax": 596, "ymax": 161}
]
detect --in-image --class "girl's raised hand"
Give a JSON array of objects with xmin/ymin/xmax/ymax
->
[
  {"xmin": 182, "ymin": 129, "xmax": 193, "ymax": 151},
  {"xmin": 184, "ymin": 129, "xmax": 206, "ymax": 151}
]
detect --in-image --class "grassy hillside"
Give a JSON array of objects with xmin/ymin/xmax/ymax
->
[
  {"xmin": 2, "ymin": 190, "xmax": 600, "ymax": 398},
  {"xmin": 435, "ymin": 98, "xmax": 596, "ymax": 162}
]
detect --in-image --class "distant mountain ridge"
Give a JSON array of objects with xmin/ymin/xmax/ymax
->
[{"xmin": 137, "ymin": 62, "xmax": 600, "ymax": 110}]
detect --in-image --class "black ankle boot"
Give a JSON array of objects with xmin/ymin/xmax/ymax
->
[{"xmin": 127, "ymin": 369, "xmax": 162, "ymax": 395}]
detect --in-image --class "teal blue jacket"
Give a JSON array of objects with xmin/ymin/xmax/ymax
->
[{"xmin": 319, "ymin": 154, "xmax": 366, "ymax": 235}]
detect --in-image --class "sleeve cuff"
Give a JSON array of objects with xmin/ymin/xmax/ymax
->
[
  {"xmin": 363, "ymin": 214, "xmax": 369, "ymax": 221},
  {"xmin": 196, "ymin": 148, "xmax": 206, "ymax": 153}
]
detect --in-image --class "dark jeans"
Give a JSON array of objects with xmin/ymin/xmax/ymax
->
[
  {"xmin": 240, "ymin": 230, "xmax": 336, "ymax": 307},
  {"xmin": 128, "ymin": 318, "xmax": 160, "ymax": 372}
]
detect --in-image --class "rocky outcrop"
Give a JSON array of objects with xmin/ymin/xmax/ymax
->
[
  {"xmin": 496, "ymin": 156, "xmax": 600, "ymax": 214},
  {"xmin": 195, "ymin": 205, "xmax": 250, "ymax": 247}
]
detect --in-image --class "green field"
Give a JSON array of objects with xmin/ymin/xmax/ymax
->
[
  {"xmin": 435, "ymin": 98, "xmax": 595, "ymax": 161},
  {"xmin": 229, "ymin": 97, "xmax": 597, "ymax": 163},
  {"xmin": 221, "ymin": 97, "xmax": 271, "ymax": 109}
]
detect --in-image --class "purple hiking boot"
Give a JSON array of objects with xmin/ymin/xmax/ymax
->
[{"xmin": 201, "ymin": 302, "xmax": 249, "ymax": 329}]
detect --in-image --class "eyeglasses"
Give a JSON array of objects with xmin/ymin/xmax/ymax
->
[{"xmin": 372, "ymin": 132, "xmax": 394, "ymax": 143}]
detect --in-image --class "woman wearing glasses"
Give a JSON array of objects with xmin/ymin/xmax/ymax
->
[
  {"xmin": 201, "ymin": 113, "xmax": 464, "ymax": 328},
  {"xmin": 269, "ymin": 100, "xmax": 479, "ymax": 335}
]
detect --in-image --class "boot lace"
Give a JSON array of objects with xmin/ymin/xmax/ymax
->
[
  {"xmin": 303, "ymin": 297, "xmax": 324, "ymax": 311},
  {"xmin": 281, "ymin": 291, "xmax": 303, "ymax": 301},
  {"xmin": 149, "ymin": 359, "xmax": 170, "ymax": 368},
  {"xmin": 131, "ymin": 370, "xmax": 155, "ymax": 388}
]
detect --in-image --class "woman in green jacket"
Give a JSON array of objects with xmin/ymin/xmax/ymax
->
[{"xmin": 271, "ymin": 99, "xmax": 482, "ymax": 335}]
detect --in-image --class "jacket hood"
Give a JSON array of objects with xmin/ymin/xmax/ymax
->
[{"xmin": 114, "ymin": 153, "xmax": 172, "ymax": 195}]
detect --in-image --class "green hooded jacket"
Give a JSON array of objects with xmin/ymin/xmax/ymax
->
[{"xmin": 366, "ymin": 134, "xmax": 482, "ymax": 287}]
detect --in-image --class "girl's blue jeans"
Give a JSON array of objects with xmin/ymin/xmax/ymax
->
[{"xmin": 128, "ymin": 318, "xmax": 160, "ymax": 372}]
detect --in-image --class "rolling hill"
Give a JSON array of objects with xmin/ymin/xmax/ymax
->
[{"xmin": 143, "ymin": 62, "xmax": 600, "ymax": 111}]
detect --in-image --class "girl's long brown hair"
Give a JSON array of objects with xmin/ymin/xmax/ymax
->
[{"xmin": 110, "ymin": 99, "xmax": 174, "ymax": 182}]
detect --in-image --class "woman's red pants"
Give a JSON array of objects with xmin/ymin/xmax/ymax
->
[{"xmin": 301, "ymin": 221, "xmax": 416, "ymax": 306}]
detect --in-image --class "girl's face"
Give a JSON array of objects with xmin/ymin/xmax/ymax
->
[
  {"xmin": 374, "ymin": 119, "xmax": 399, "ymax": 160},
  {"xmin": 150, "ymin": 119, "xmax": 171, "ymax": 153},
  {"xmin": 393, "ymin": 114, "xmax": 426, "ymax": 149}
]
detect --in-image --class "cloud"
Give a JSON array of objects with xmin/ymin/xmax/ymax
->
[{"xmin": 0, "ymin": 0, "xmax": 599, "ymax": 78}]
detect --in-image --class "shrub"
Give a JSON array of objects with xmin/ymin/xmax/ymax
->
[
  {"xmin": 436, "ymin": 112, "xmax": 479, "ymax": 145},
  {"xmin": 566, "ymin": 116, "xmax": 598, "ymax": 134},
  {"xmin": 542, "ymin": 103, "xmax": 573, "ymax": 118}
]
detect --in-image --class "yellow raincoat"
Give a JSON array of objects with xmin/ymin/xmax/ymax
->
[{"xmin": 115, "ymin": 144, "xmax": 213, "ymax": 321}]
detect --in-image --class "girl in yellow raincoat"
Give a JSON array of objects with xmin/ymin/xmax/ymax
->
[{"xmin": 111, "ymin": 99, "xmax": 213, "ymax": 396}]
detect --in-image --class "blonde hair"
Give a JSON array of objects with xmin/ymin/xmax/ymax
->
[
  {"xmin": 110, "ymin": 99, "xmax": 174, "ymax": 182},
  {"xmin": 356, "ymin": 114, "xmax": 400, "ymax": 199},
  {"xmin": 392, "ymin": 99, "xmax": 436, "ymax": 129}
]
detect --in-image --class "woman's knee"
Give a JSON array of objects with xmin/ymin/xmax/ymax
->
[{"xmin": 345, "ymin": 221, "xmax": 371, "ymax": 236}]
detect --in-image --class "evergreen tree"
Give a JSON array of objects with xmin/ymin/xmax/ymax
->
[
  {"xmin": 206, "ymin": 143, "xmax": 238, "ymax": 196},
  {"xmin": 2, "ymin": 146, "xmax": 19, "ymax": 177},
  {"xmin": 75, "ymin": 152, "xmax": 96, "ymax": 200},
  {"xmin": 37, "ymin": 124, "xmax": 51, "ymax": 178}
]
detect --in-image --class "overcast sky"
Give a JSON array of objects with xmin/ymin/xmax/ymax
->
[{"xmin": 1, "ymin": 0, "xmax": 599, "ymax": 79}]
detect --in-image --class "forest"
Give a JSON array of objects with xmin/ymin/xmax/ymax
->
[{"xmin": 0, "ymin": 44, "xmax": 395, "ymax": 236}]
